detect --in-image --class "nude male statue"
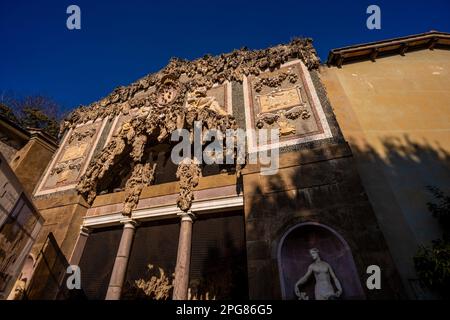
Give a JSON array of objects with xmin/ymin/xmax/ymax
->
[{"xmin": 294, "ymin": 248, "xmax": 342, "ymax": 300}]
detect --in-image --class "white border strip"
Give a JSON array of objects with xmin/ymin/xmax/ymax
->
[{"xmin": 226, "ymin": 80, "xmax": 233, "ymax": 114}]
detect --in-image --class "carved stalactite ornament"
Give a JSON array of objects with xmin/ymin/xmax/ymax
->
[{"xmin": 72, "ymin": 37, "xmax": 320, "ymax": 213}]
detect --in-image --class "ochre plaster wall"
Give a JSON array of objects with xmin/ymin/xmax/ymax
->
[
  {"xmin": 320, "ymin": 49, "xmax": 450, "ymax": 297},
  {"xmin": 10, "ymin": 137, "xmax": 56, "ymax": 196}
]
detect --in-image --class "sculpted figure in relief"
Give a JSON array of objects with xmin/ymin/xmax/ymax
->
[{"xmin": 185, "ymin": 87, "xmax": 228, "ymax": 116}]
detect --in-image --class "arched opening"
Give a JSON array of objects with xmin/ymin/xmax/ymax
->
[{"xmin": 277, "ymin": 222, "xmax": 365, "ymax": 300}]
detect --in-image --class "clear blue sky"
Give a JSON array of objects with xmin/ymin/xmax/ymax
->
[{"xmin": 1, "ymin": 0, "xmax": 449, "ymax": 114}]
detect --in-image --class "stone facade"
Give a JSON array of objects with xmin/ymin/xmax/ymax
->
[
  {"xmin": 0, "ymin": 153, "xmax": 44, "ymax": 299},
  {"xmin": 0, "ymin": 116, "xmax": 29, "ymax": 163},
  {"xmin": 25, "ymin": 36, "xmax": 416, "ymax": 300},
  {"xmin": 0, "ymin": 116, "xmax": 58, "ymax": 195},
  {"xmin": 0, "ymin": 117, "xmax": 57, "ymax": 299}
]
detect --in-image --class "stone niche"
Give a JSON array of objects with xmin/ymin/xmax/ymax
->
[
  {"xmin": 244, "ymin": 60, "xmax": 332, "ymax": 152},
  {"xmin": 35, "ymin": 120, "xmax": 104, "ymax": 196},
  {"xmin": 277, "ymin": 222, "xmax": 365, "ymax": 300}
]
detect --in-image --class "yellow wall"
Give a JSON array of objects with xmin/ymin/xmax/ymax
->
[{"xmin": 320, "ymin": 49, "xmax": 450, "ymax": 298}]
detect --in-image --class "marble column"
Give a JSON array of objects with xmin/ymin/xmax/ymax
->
[
  {"xmin": 105, "ymin": 219, "xmax": 138, "ymax": 300},
  {"xmin": 69, "ymin": 226, "xmax": 92, "ymax": 266},
  {"xmin": 172, "ymin": 211, "xmax": 195, "ymax": 300}
]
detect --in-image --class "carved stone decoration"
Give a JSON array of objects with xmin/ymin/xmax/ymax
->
[
  {"xmin": 123, "ymin": 162, "xmax": 156, "ymax": 216},
  {"xmin": 49, "ymin": 158, "xmax": 84, "ymax": 176},
  {"xmin": 176, "ymin": 158, "xmax": 201, "ymax": 212},
  {"xmin": 67, "ymin": 128, "xmax": 96, "ymax": 144},
  {"xmin": 76, "ymin": 91, "xmax": 239, "ymax": 212},
  {"xmin": 60, "ymin": 38, "xmax": 319, "ymax": 133},
  {"xmin": 285, "ymin": 105, "xmax": 311, "ymax": 120},
  {"xmin": 73, "ymin": 37, "xmax": 320, "ymax": 212},
  {"xmin": 185, "ymin": 87, "xmax": 228, "ymax": 116},
  {"xmin": 276, "ymin": 111, "xmax": 297, "ymax": 137},
  {"xmin": 256, "ymin": 112, "xmax": 279, "ymax": 129},
  {"xmin": 253, "ymin": 69, "xmax": 298, "ymax": 92},
  {"xmin": 294, "ymin": 248, "xmax": 343, "ymax": 300},
  {"xmin": 134, "ymin": 264, "xmax": 174, "ymax": 300},
  {"xmin": 131, "ymin": 264, "xmax": 215, "ymax": 300},
  {"xmin": 156, "ymin": 76, "xmax": 179, "ymax": 106},
  {"xmin": 256, "ymin": 104, "xmax": 310, "ymax": 136}
]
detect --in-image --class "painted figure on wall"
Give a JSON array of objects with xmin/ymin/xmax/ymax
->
[{"xmin": 294, "ymin": 248, "xmax": 342, "ymax": 300}]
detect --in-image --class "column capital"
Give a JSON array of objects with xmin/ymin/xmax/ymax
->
[
  {"xmin": 177, "ymin": 211, "xmax": 196, "ymax": 222},
  {"xmin": 80, "ymin": 226, "xmax": 92, "ymax": 236},
  {"xmin": 120, "ymin": 218, "xmax": 139, "ymax": 229}
]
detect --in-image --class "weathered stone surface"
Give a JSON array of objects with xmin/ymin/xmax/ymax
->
[
  {"xmin": 76, "ymin": 98, "xmax": 239, "ymax": 213},
  {"xmin": 60, "ymin": 38, "xmax": 319, "ymax": 133},
  {"xmin": 55, "ymin": 38, "xmax": 320, "ymax": 215}
]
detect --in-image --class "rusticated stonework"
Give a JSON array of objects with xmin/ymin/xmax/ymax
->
[{"xmin": 59, "ymin": 38, "xmax": 320, "ymax": 214}]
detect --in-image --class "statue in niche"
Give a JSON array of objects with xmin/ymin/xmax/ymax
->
[{"xmin": 294, "ymin": 248, "xmax": 342, "ymax": 300}]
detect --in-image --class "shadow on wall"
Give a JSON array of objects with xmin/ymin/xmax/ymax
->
[
  {"xmin": 350, "ymin": 135, "xmax": 449, "ymax": 245},
  {"xmin": 245, "ymin": 136, "xmax": 449, "ymax": 300}
]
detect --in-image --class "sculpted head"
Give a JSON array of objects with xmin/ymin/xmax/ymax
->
[{"xmin": 309, "ymin": 248, "xmax": 320, "ymax": 261}]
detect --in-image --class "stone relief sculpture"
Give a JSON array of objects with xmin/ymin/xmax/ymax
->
[
  {"xmin": 276, "ymin": 111, "xmax": 297, "ymax": 136},
  {"xmin": 49, "ymin": 158, "xmax": 84, "ymax": 176},
  {"xmin": 130, "ymin": 264, "xmax": 215, "ymax": 300},
  {"xmin": 47, "ymin": 123, "xmax": 99, "ymax": 188},
  {"xmin": 176, "ymin": 158, "xmax": 201, "ymax": 212},
  {"xmin": 185, "ymin": 87, "xmax": 228, "ymax": 116},
  {"xmin": 60, "ymin": 38, "xmax": 319, "ymax": 132},
  {"xmin": 123, "ymin": 162, "xmax": 156, "ymax": 216},
  {"xmin": 253, "ymin": 68, "xmax": 298, "ymax": 92},
  {"xmin": 294, "ymin": 248, "xmax": 343, "ymax": 300},
  {"xmin": 256, "ymin": 104, "xmax": 311, "ymax": 136},
  {"xmin": 59, "ymin": 38, "xmax": 321, "ymax": 215},
  {"xmin": 67, "ymin": 127, "xmax": 96, "ymax": 144},
  {"xmin": 133, "ymin": 264, "xmax": 174, "ymax": 300}
]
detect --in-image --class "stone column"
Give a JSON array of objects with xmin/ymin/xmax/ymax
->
[
  {"xmin": 105, "ymin": 219, "xmax": 138, "ymax": 300},
  {"xmin": 172, "ymin": 211, "xmax": 195, "ymax": 300},
  {"xmin": 69, "ymin": 226, "xmax": 91, "ymax": 266}
]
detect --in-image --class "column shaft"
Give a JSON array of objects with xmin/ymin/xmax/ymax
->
[
  {"xmin": 105, "ymin": 220, "xmax": 136, "ymax": 300},
  {"xmin": 172, "ymin": 212, "xmax": 194, "ymax": 300},
  {"xmin": 69, "ymin": 227, "xmax": 91, "ymax": 266}
]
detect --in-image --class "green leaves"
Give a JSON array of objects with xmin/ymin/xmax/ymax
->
[
  {"xmin": 0, "ymin": 94, "xmax": 60, "ymax": 139},
  {"xmin": 0, "ymin": 103, "xmax": 19, "ymax": 123},
  {"xmin": 414, "ymin": 187, "xmax": 450, "ymax": 298},
  {"xmin": 20, "ymin": 106, "xmax": 59, "ymax": 138}
]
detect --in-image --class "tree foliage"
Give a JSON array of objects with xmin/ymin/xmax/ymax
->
[
  {"xmin": 0, "ymin": 103, "xmax": 19, "ymax": 123},
  {"xmin": 414, "ymin": 186, "xmax": 450, "ymax": 298},
  {"xmin": 0, "ymin": 93, "xmax": 60, "ymax": 138}
]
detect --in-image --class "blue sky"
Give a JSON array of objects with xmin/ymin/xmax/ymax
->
[{"xmin": 1, "ymin": 0, "xmax": 449, "ymax": 114}]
